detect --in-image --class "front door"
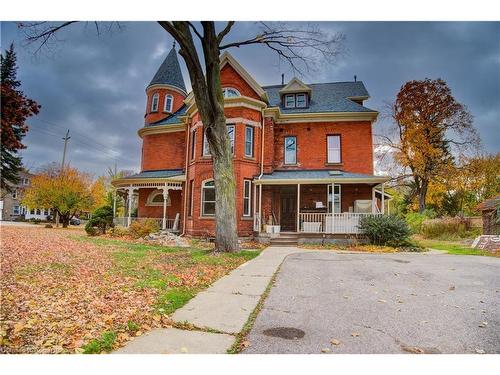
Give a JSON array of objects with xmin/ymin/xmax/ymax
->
[{"xmin": 280, "ymin": 187, "xmax": 297, "ymax": 232}]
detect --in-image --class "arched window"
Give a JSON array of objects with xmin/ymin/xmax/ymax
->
[
  {"xmin": 146, "ymin": 189, "xmax": 171, "ymax": 206},
  {"xmin": 151, "ymin": 93, "xmax": 159, "ymax": 112},
  {"xmin": 201, "ymin": 180, "xmax": 216, "ymax": 216},
  {"xmin": 164, "ymin": 94, "xmax": 173, "ymax": 112},
  {"xmin": 222, "ymin": 87, "xmax": 240, "ymax": 98}
]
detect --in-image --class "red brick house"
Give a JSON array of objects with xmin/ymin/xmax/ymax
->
[{"xmin": 112, "ymin": 46, "xmax": 390, "ymax": 241}]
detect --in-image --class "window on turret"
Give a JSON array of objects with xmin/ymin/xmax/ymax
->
[
  {"xmin": 164, "ymin": 94, "xmax": 173, "ymax": 112},
  {"xmin": 222, "ymin": 87, "xmax": 240, "ymax": 98},
  {"xmin": 151, "ymin": 93, "xmax": 159, "ymax": 112}
]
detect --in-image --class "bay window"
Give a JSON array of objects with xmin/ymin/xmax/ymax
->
[
  {"xmin": 201, "ymin": 180, "xmax": 216, "ymax": 216},
  {"xmin": 245, "ymin": 126, "xmax": 254, "ymax": 157},
  {"xmin": 243, "ymin": 180, "xmax": 252, "ymax": 217}
]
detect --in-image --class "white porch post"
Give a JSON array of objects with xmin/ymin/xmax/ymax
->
[
  {"xmin": 126, "ymin": 186, "xmax": 134, "ymax": 227},
  {"xmin": 331, "ymin": 182, "xmax": 335, "ymax": 233},
  {"xmin": 381, "ymin": 183, "xmax": 385, "ymax": 214},
  {"xmin": 253, "ymin": 183, "xmax": 257, "ymax": 231},
  {"xmin": 372, "ymin": 186, "xmax": 376, "ymax": 214},
  {"xmin": 162, "ymin": 185, "xmax": 170, "ymax": 230},
  {"xmin": 296, "ymin": 183, "xmax": 301, "ymax": 232},
  {"xmin": 258, "ymin": 184, "xmax": 262, "ymax": 231},
  {"xmin": 112, "ymin": 190, "xmax": 117, "ymax": 217}
]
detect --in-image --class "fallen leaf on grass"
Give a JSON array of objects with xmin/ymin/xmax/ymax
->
[
  {"xmin": 475, "ymin": 349, "xmax": 485, "ymax": 354},
  {"xmin": 402, "ymin": 345, "xmax": 424, "ymax": 354},
  {"xmin": 479, "ymin": 322, "xmax": 488, "ymax": 328},
  {"xmin": 321, "ymin": 347, "xmax": 331, "ymax": 353},
  {"xmin": 351, "ymin": 332, "xmax": 360, "ymax": 337},
  {"xmin": 330, "ymin": 339, "xmax": 341, "ymax": 346},
  {"xmin": 378, "ymin": 299, "xmax": 386, "ymax": 303}
]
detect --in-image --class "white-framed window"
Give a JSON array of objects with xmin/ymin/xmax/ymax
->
[
  {"xmin": 164, "ymin": 94, "xmax": 173, "ymax": 112},
  {"xmin": 146, "ymin": 190, "xmax": 170, "ymax": 207},
  {"xmin": 190, "ymin": 129, "xmax": 197, "ymax": 160},
  {"xmin": 227, "ymin": 125, "xmax": 235, "ymax": 154},
  {"xmin": 328, "ymin": 184, "xmax": 342, "ymax": 213},
  {"xmin": 284, "ymin": 136, "xmax": 297, "ymax": 164},
  {"xmin": 12, "ymin": 206, "xmax": 20, "ymax": 215},
  {"xmin": 43, "ymin": 209, "xmax": 48, "ymax": 216},
  {"xmin": 23, "ymin": 178, "xmax": 29, "ymax": 185},
  {"xmin": 327, "ymin": 135, "xmax": 341, "ymax": 163},
  {"xmin": 203, "ymin": 125, "xmax": 235, "ymax": 156},
  {"xmin": 245, "ymin": 126, "xmax": 254, "ymax": 157},
  {"xmin": 201, "ymin": 180, "xmax": 216, "ymax": 216},
  {"xmin": 243, "ymin": 180, "xmax": 252, "ymax": 217},
  {"xmin": 284, "ymin": 94, "xmax": 295, "ymax": 108},
  {"xmin": 222, "ymin": 87, "xmax": 240, "ymax": 98},
  {"xmin": 296, "ymin": 93, "xmax": 307, "ymax": 108},
  {"xmin": 12, "ymin": 189, "xmax": 18, "ymax": 199},
  {"xmin": 36, "ymin": 209, "xmax": 41, "ymax": 215},
  {"xmin": 151, "ymin": 93, "xmax": 159, "ymax": 112},
  {"xmin": 30, "ymin": 208, "xmax": 35, "ymax": 215}
]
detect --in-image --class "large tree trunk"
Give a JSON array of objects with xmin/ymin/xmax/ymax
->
[{"xmin": 418, "ymin": 180, "xmax": 429, "ymax": 213}]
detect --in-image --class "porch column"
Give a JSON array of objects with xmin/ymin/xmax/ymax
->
[
  {"xmin": 253, "ymin": 183, "xmax": 257, "ymax": 231},
  {"xmin": 126, "ymin": 186, "xmax": 136, "ymax": 227},
  {"xmin": 258, "ymin": 184, "xmax": 262, "ymax": 232},
  {"xmin": 161, "ymin": 185, "xmax": 170, "ymax": 230},
  {"xmin": 296, "ymin": 184, "xmax": 301, "ymax": 232},
  {"xmin": 371, "ymin": 186, "xmax": 376, "ymax": 213},
  {"xmin": 381, "ymin": 183, "xmax": 385, "ymax": 214},
  {"xmin": 112, "ymin": 190, "xmax": 117, "ymax": 217}
]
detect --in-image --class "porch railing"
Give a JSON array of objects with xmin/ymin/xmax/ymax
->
[
  {"xmin": 113, "ymin": 217, "xmax": 180, "ymax": 232},
  {"xmin": 298, "ymin": 213, "xmax": 382, "ymax": 234}
]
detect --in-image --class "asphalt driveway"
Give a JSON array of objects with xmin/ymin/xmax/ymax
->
[{"xmin": 243, "ymin": 250, "xmax": 500, "ymax": 354}]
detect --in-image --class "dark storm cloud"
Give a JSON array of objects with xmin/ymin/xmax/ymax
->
[{"xmin": 1, "ymin": 21, "xmax": 498, "ymax": 176}]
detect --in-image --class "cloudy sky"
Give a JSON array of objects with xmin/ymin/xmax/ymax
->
[{"xmin": 1, "ymin": 21, "xmax": 499, "ymax": 177}]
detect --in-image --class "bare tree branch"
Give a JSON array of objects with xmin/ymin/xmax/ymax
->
[{"xmin": 217, "ymin": 21, "xmax": 235, "ymax": 44}]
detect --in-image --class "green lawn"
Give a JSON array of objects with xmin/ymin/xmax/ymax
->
[{"xmin": 416, "ymin": 238, "xmax": 499, "ymax": 257}]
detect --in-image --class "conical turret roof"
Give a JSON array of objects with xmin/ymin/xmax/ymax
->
[{"xmin": 148, "ymin": 45, "xmax": 186, "ymax": 93}]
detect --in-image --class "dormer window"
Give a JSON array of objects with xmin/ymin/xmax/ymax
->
[
  {"xmin": 222, "ymin": 87, "xmax": 240, "ymax": 98},
  {"xmin": 284, "ymin": 93, "xmax": 308, "ymax": 108},
  {"xmin": 164, "ymin": 94, "xmax": 173, "ymax": 112},
  {"xmin": 151, "ymin": 93, "xmax": 159, "ymax": 112}
]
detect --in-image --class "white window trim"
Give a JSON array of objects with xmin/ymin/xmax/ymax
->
[
  {"xmin": 164, "ymin": 94, "xmax": 173, "ymax": 112},
  {"xmin": 227, "ymin": 125, "xmax": 235, "ymax": 154},
  {"xmin": 222, "ymin": 87, "xmax": 240, "ymax": 98},
  {"xmin": 201, "ymin": 179, "xmax": 216, "ymax": 217},
  {"xmin": 151, "ymin": 93, "xmax": 159, "ymax": 112},
  {"xmin": 296, "ymin": 93, "xmax": 307, "ymax": 108},
  {"xmin": 327, "ymin": 135, "xmax": 341, "ymax": 164},
  {"xmin": 244, "ymin": 126, "xmax": 254, "ymax": 157},
  {"xmin": 327, "ymin": 184, "xmax": 342, "ymax": 214},
  {"xmin": 12, "ymin": 189, "xmax": 18, "ymax": 199},
  {"xmin": 284, "ymin": 94, "xmax": 295, "ymax": 108},
  {"xmin": 203, "ymin": 125, "xmax": 235, "ymax": 156},
  {"xmin": 284, "ymin": 136, "xmax": 297, "ymax": 165},
  {"xmin": 191, "ymin": 129, "xmax": 197, "ymax": 160},
  {"xmin": 243, "ymin": 180, "xmax": 252, "ymax": 217},
  {"xmin": 146, "ymin": 189, "xmax": 171, "ymax": 207},
  {"xmin": 188, "ymin": 180, "xmax": 194, "ymax": 217}
]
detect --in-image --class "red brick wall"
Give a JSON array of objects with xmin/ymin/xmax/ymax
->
[
  {"xmin": 145, "ymin": 87, "xmax": 186, "ymax": 124},
  {"xmin": 141, "ymin": 131, "xmax": 186, "ymax": 171},
  {"xmin": 220, "ymin": 64, "xmax": 261, "ymax": 100},
  {"xmin": 272, "ymin": 121, "xmax": 373, "ymax": 174},
  {"xmin": 340, "ymin": 184, "xmax": 373, "ymax": 212}
]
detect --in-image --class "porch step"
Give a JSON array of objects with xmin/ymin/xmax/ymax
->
[{"xmin": 269, "ymin": 234, "xmax": 299, "ymax": 246}]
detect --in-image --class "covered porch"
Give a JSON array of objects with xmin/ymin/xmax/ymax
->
[
  {"xmin": 111, "ymin": 170, "xmax": 185, "ymax": 232},
  {"xmin": 253, "ymin": 170, "xmax": 391, "ymax": 235}
]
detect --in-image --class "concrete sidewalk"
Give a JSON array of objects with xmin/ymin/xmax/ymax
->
[{"xmin": 115, "ymin": 246, "xmax": 301, "ymax": 354}]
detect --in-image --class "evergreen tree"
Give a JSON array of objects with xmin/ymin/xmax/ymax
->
[{"xmin": 1, "ymin": 43, "xmax": 40, "ymax": 190}]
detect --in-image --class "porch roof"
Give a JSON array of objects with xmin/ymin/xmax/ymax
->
[
  {"xmin": 254, "ymin": 169, "xmax": 389, "ymax": 185},
  {"xmin": 112, "ymin": 169, "xmax": 185, "ymax": 187}
]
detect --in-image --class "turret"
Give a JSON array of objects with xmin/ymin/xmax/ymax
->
[{"xmin": 145, "ymin": 43, "xmax": 187, "ymax": 124}]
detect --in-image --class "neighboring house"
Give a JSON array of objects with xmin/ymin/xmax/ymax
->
[
  {"xmin": 112, "ymin": 46, "xmax": 390, "ymax": 240},
  {"xmin": 0, "ymin": 170, "xmax": 52, "ymax": 221},
  {"xmin": 477, "ymin": 197, "xmax": 500, "ymax": 235}
]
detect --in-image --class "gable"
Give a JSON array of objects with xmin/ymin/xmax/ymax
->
[
  {"xmin": 279, "ymin": 77, "xmax": 312, "ymax": 95},
  {"xmin": 220, "ymin": 64, "xmax": 261, "ymax": 101}
]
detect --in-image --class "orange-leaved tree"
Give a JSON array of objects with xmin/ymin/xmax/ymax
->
[{"xmin": 22, "ymin": 167, "xmax": 106, "ymax": 227}]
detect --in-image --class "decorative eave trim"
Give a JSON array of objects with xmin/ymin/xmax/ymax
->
[
  {"xmin": 191, "ymin": 117, "xmax": 261, "ymax": 131},
  {"xmin": 112, "ymin": 175, "xmax": 186, "ymax": 187},
  {"xmin": 138, "ymin": 123, "xmax": 186, "ymax": 138},
  {"xmin": 185, "ymin": 96, "xmax": 267, "ymax": 118},
  {"xmin": 254, "ymin": 176, "xmax": 389, "ymax": 185},
  {"xmin": 146, "ymin": 84, "xmax": 187, "ymax": 97},
  {"xmin": 262, "ymin": 107, "xmax": 379, "ymax": 123}
]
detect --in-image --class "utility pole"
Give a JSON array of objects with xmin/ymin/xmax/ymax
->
[{"xmin": 56, "ymin": 129, "xmax": 71, "ymax": 227}]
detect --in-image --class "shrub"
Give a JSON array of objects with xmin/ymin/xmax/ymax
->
[
  {"xmin": 82, "ymin": 331, "xmax": 117, "ymax": 354},
  {"xmin": 405, "ymin": 209, "xmax": 436, "ymax": 234},
  {"xmin": 421, "ymin": 217, "xmax": 479, "ymax": 240},
  {"xmin": 29, "ymin": 218, "xmax": 42, "ymax": 224},
  {"xmin": 128, "ymin": 219, "xmax": 160, "ymax": 239},
  {"xmin": 109, "ymin": 226, "xmax": 129, "ymax": 237},
  {"xmin": 85, "ymin": 206, "xmax": 114, "ymax": 236},
  {"xmin": 44, "ymin": 224, "xmax": 53, "ymax": 228},
  {"xmin": 358, "ymin": 215, "xmax": 411, "ymax": 247}
]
